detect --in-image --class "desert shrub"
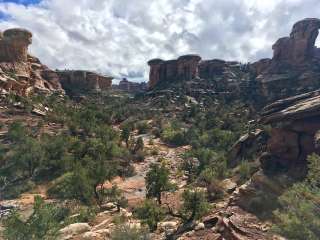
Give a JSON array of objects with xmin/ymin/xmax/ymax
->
[
  {"xmin": 47, "ymin": 170, "xmax": 93, "ymax": 204},
  {"xmin": 6, "ymin": 122, "xmax": 29, "ymax": 143},
  {"xmin": 273, "ymin": 154, "xmax": 320, "ymax": 239},
  {"xmin": 134, "ymin": 199, "xmax": 165, "ymax": 231},
  {"xmin": 3, "ymin": 196, "xmax": 69, "ymax": 240},
  {"xmin": 111, "ymin": 224, "xmax": 150, "ymax": 240},
  {"xmin": 237, "ymin": 160, "xmax": 257, "ymax": 183},
  {"xmin": 100, "ymin": 185, "xmax": 128, "ymax": 212},
  {"xmin": 2, "ymin": 180, "xmax": 35, "ymax": 200},
  {"xmin": 145, "ymin": 163, "xmax": 175, "ymax": 204},
  {"xmin": 161, "ymin": 124, "xmax": 187, "ymax": 146},
  {"xmin": 180, "ymin": 188, "xmax": 210, "ymax": 222},
  {"xmin": 136, "ymin": 121, "xmax": 149, "ymax": 134}
]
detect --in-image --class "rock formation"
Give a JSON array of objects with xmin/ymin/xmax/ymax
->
[
  {"xmin": 0, "ymin": 28, "xmax": 64, "ymax": 95},
  {"xmin": 272, "ymin": 18, "xmax": 320, "ymax": 64},
  {"xmin": 57, "ymin": 70, "xmax": 113, "ymax": 94},
  {"xmin": 148, "ymin": 18, "xmax": 320, "ymax": 105},
  {"xmin": 114, "ymin": 78, "xmax": 147, "ymax": 93},
  {"xmin": 259, "ymin": 89, "xmax": 320, "ymax": 174},
  {"xmin": 148, "ymin": 55, "xmax": 202, "ymax": 88}
]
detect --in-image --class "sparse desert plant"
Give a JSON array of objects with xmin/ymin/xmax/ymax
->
[
  {"xmin": 179, "ymin": 188, "xmax": 210, "ymax": 223},
  {"xmin": 111, "ymin": 224, "xmax": 150, "ymax": 240},
  {"xmin": 273, "ymin": 154, "xmax": 320, "ymax": 240},
  {"xmin": 145, "ymin": 163, "xmax": 175, "ymax": 204},
  {"xmin": 3, "ymin": 196, "xmax": 69, "ymax": 240},
  {"xmin": 133, "ymin": 199, "xmax": 165, "ymax": 231},
  {"xmin": 136, "ymin": 121, "xmax": 149, "ymax": 134}
]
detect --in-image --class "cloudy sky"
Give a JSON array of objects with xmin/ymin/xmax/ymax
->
[{"xmin": 0, "ymin": 0, "xmax": 319, "ymax": 82}]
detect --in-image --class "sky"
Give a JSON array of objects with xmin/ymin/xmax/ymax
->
[{"xmin": 0, "ymin": 0, "xmax": 319, "ymax": 82}]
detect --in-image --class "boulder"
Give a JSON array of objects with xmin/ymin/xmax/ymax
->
[{"xmin": 59, "ymin": 223, "xmax": 91, "ymax": 239}]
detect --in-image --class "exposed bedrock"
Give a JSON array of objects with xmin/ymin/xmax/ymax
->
[
  {"xmin": 0, "ymin": 28, "xmax": 63, "ymax": 95},
  {"xmin": 259, "ymin": 90, "xmax": 320, "ymax": 175}
]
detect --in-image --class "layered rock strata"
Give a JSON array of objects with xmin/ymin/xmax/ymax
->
[
  {"xmin": 259, "ymin": 89, "xmax": 320, "ymax": 173},
  {"xmin": 57, "ymin": 70, "xmax": 113, "ymax": 93},
  {"xmin": 148, "ymin": 18, "xmax": 320, "ymax": 104},
  {"xmin": 0, "ymin": 28, "xmax": 63, "ymax": 95}
]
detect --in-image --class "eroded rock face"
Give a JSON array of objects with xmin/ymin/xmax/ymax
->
[
  {"xmin": 114, "ymin": 78, "xmax": 147, "ymax": 93},
  {"xmin": 148, "ymin": 19, "xmax": 320, "ymax": 106},
  {"xmin": 0, "ymin": 28, "xmax": 32, "ymax": 62},
  {"xmin": 148, "ymin": 55, "xmax": 201, "ymax": 89},
  {"xmin": 273, "ymin": 18, "xmax": 320, "ymax": 64},
  {"xmin": 0, "ymin": 28, "xmax": 64, "ymax": 95},
  {"xmin": 259, "ymin": 90, "xmax": 320, "ymax": 173},
  {"xmin": 57, "ymin": 70, "xmax": 113, "ymax": 94}
]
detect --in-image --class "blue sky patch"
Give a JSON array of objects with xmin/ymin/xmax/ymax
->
[
  {"xmin": 0, "ymin": 0, "xmax": 41, "ymax": 6},
  {"xmin": 0, "ymin": 10, "xmax": 11, "ymax": 21}
]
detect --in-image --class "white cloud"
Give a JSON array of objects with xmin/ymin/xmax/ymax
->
[{"xmin": 0, "ymin": 0, "xmax": 320, "ymax": 82}]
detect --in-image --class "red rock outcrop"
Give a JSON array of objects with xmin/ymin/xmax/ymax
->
[
  {"xmin": 148, "ymin": 59, "xmax": 164, "ymax": 89},
  {"xmin": 148, "ymin": 55, "xmax": 201, "ymax": 89},
  {"xmin": 150, "ymin": 18, "xmax": 320, "ymax": 105},
  {"xmin": 0, "ymin": 28, "xmax": 64, "ymax": 95},
  {"xmin": 57, "ymin": 70, "xmax": 113, "ymax": 93},
  {"xmin": 272, "ymin": 18, "xmax": 320, "ymax": 64},
  {"xmin": 259, "ymin": 90, "xmax": 320, "ymax": 173},
  {"xmin": 114, "ymin": 78, "xmax": 147, "ymax": 93}
]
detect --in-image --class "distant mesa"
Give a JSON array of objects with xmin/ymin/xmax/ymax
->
[
  {"xmin": 57, "ymin": 70, "xmax": 113, "ymax": 94},
  {"xmin": 113, "ymin": 78, "xmax": 147, "ymax": 93}
]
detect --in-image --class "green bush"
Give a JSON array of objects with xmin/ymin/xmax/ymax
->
[
  {"xmin": 134, "ymin": 199, "xmax": 165, "ymax": 231},
  {"xmin": 180, "ymin": 188, "xmax": 210, "ymax": 222},
  {"xmin": 161, "ymin": 124, "xmax": 187, "ymax": 146},
  {"xmin": 111, "ymin": 224, "xmax": 150, "ymax": 240},
  {"xmin": 3, "ymin": 196, "xmax": 69, "ymax": 240},
  {"xmin": 273, "ymin": 154, "xmax": 320, "ymax": 239},
  {"xmin": 47, "ymin": 170, "xmax": 93, "ymax": 204},
  {"xmin": 145, "ymin": 163, "xmax": 175, "ymax": 204},
  {"xmin": 136, "ymin": 121, "xmax": 149, "ymax": 134},
  {"xmin": 237, "ymin": 160, "xmax": 257, "ymax": 183}
]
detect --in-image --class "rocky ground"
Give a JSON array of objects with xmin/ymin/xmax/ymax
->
[{"xmin": 0, "ymin": 126, "xmax": 283, "ymax": 240}]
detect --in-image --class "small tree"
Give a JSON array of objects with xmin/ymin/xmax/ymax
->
[
  {"xmin": 134, "ymin": 199, "xmax": 165, "ymax": 231},
  {"xmin": 132, "ymin": 137, "xmax": 144, "ymax": 154},
  {"xmin": 145, "ymin": 163, "xmax": 174, "ymax": 204},
  {"xmin": 121, "ymin": 125, "xmax": 132, "ymax": 148},
  {"xmin": 180, "ymin": 188, "xmax": 210, "ymax": 223},
  {"xmin": 102, "ymin": 185, "xmax": 128, "ymax": 212}
]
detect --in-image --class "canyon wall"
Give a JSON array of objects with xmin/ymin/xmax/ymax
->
[
  {"xmin": 148, "ymin": 18, "xmax": 320, "ymax": 104},
  {"xmin": 57, "ymin": 70, "xmax": 113, "ymax": 93}
]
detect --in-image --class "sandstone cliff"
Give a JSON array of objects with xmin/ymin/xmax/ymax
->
[
  {"xmin": 259, "ymin": 90, "xmax": 320, "ymax": 175},
  {"xmin": 57, "ymin": 70, "xmax": 113, "ymax": 94},
  {"xmin": 148, "ymin": 18, "xmax": 320, "ymax": 105},
  {"xmin": 113, "ymin": 78, "xmax": 147, "ymax": 93},
  {"xmin": 0, "ymin": 28, "xmax": 64, "ymax": 96}
]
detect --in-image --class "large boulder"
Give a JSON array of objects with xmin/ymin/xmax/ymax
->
[{"xmin": 58, "ymin": 223, "xmax": 91, "ymax": 239}]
